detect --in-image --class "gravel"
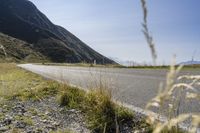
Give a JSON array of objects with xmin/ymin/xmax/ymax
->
[
  {"xmin": 0, "ymin": 97, "xmax": 149, "ymax": 133},
  {"xmin": 0, "ymin": 97, "xmax": 90, "ymax": 133}
]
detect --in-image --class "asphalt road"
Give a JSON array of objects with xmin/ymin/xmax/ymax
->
[{"xmin": 18, "ymin": 64, "xmax": 200, "ymax": 115}]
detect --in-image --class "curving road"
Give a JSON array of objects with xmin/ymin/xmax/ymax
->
[{"xmin": 18, "ymin": 64, "xmax": 200, "ymax": 115}]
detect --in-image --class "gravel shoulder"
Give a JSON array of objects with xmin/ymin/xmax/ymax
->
[{"xmin": 0, "ymin": 97, "xmax": 89, "ymax": 133}]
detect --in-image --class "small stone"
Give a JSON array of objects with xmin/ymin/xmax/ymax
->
[
  {"xmin": 13, "ymin": 104, "xmax": 26, "ymax": 115},
  {"xmin": 15, "ymin": 121, "xmax": 26, "ymax": 128},
  {"xmin": 45, "ymin": 111, "xmax": 50, "ymax": 115},
  {"xmin": 3, "ymin": 105, "xmax": 8, "ymax": 108},
  {"xmin": 52, "ymin": 121, "xmax": 60, "ymax": 126},
  {"xmin": 46, "ymin": 125, "xmax": 56, "ymax": 130},
  {"xmin": 26, "ymin": 128, "xmax": 35, "ymax": 133},
  {"xmin": 3, "ymin": 117, "xmax": 12, "ymax": 125},
  {"xmin": 134, "ymin": 130, "xmax": 140, "ymax": 133},
  {"xmin": 31, "ymin": 116, "xmax": 36, "ymax": 119},
  {"xmin": 27, "ymin": 130, "xmax": 34, "ymax": 133},
  {"xmin": 69, "ymin": 109, "xmax": 76, "ymax": 112},
  {"xmin": 42, "ymin": 120, "xmax": 48, "ymax": 123},
  {"xmin": 0, "ymin": 126, "xmax": 9, "ymax": 132}
]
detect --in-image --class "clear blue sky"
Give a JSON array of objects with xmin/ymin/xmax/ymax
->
[{"xmin": 29, "ymin": 0, "xmax": 200, "ymax": 64}]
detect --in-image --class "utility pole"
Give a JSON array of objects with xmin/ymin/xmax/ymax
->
[{"xmin": 191, "ymin": 50, "xmax": 197, "ymax": 62}]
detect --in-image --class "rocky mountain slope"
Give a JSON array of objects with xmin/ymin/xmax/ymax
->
[
  {"xmin": 0, "ymin": 33, "xmax": 46, "ymax": 62},
  {"xmin": 0, "ymin": 0, "xmax": 114, "ymax": 64}
]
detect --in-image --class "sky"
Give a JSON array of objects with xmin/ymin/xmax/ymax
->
[{"xmin": 29, "ymin": 0, "xmax": 200, "ymax": 65}]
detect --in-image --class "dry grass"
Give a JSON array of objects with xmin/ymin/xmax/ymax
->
[
  {"xmin": 140, "ymin": 0, "xmax": 200, "ymax": 133},
  {"xmin": 0, "ymin": 63, "xmax": 59, "ymax": 100}
]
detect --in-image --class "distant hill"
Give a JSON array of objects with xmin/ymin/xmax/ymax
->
[
  {"xmin": 179, "ymin": 60, "xmax": 200, "ymax": 65},
  {"xmin": 0, "ymin": 0, "xmax": 114, "ymax": 64}
]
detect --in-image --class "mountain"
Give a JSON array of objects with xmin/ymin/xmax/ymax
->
[
  {"xmin": 0, "ymin": 0, "xmax": 114, "ymax": 64},
  {"xmin": 179, "ymin": 60, "xmax": 200, "ymax": 65}
]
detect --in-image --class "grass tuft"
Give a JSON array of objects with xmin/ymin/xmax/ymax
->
[
  {"xmin": 85, "ymin": 88, "xmax": 116, "ymax": 132},
  {"xmin": 57, "ymin": 86, "xmax": 135, "ymax": 132},
  {"xmin": 57, "ymin": 84, "xmax": 85, "ymax": 108}
]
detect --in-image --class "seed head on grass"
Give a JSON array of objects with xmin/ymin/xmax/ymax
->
[
  {"xmin": 141, "ymin": 0, "xmax": 157, "ymax": 65},
  {"xmin": 145, "ymin": 59, "xmax": 200, "ymax": 132},
  {"xmin": 140, "ymin": 0, "xmax": 200, "ymax": 132}
]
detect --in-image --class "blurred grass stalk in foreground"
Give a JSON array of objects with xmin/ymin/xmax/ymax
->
[{"xmin": 140, "ymin": 0, "xmax": 200, "ymax": 132}]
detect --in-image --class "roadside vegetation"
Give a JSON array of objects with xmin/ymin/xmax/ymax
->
[
  {"xmin": 0, "ymin": 63, "xmax": 58, "ymax": 100},
  {"xmin": 0, "ymin": 63, "xmax": 151, "ymax": 132},
  {"xmin": 40, "ymin": 62, "xmax": 200, "ymax": 70},
  {"xmin": 1, "ymin": 64, "xmax": 195, "ymax": 133}
]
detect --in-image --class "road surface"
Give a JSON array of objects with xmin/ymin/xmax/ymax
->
[{"xmin": 18, "ymin": 64, "xmax": 200, "ymax": 115}]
